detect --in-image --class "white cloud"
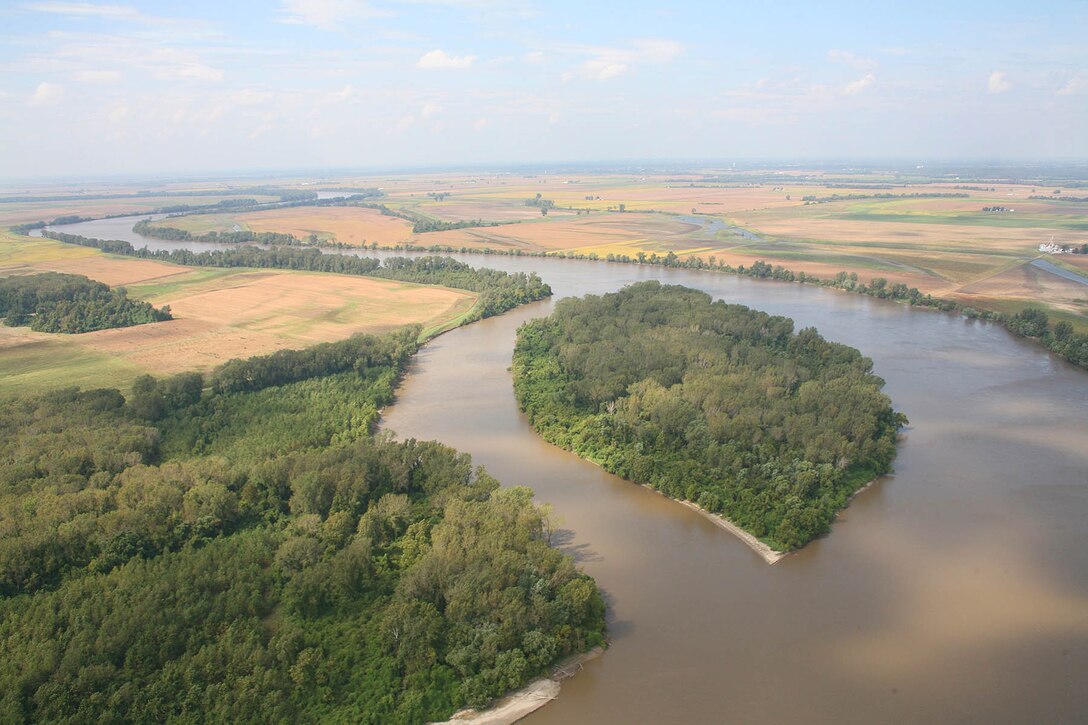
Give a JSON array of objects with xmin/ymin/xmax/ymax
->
[
  {"xmin": 524, "ymin": 51, "xmax": 545, "ymax": 65},
  {"xmin": 988, "ymin": 70, "xmax": 1011, "ymax": 94},
  {"xmin": 22, "ymin": 2, "xmax": 214, "ymax": 31},
  {"xmin": 562, "ymin": 39, "xmax": 682, "ymax": 82},
  {"xmin": 278, "ymin": 0, "xmax": 387, "ymax": 30},
  {"xmin": 473, "ymin": 117, "xmax": 489, "ymax": 130},
  {"xmin": 420, "ymin": 101, "xmax": 443, "ymax": 119},
  {"xmin": 70, "ymin": 69, "xmax": 122, "ymax": 83},
  {"xmin": 844, "ymin": 73, "xmax": 875, "ymax": 95},
  {"xmin": 158, "ymin": 63, "xmax": 224, "ymax": 81},
  {"xmin": 828, "ymin": 49, "xmax": 877, "ymax": 71},
  {"xmin": 1057, "ymin": 72, "xmax": 1086, "ymax": 96},
  {"xmin": 22, "ymin": 3, "xmax": 142, "ymax": 20},
  {"xmin": 416, "ymin": 49, "xmax": 476, "ymax": 69},
  {"xmin": 27, "ymin": 81, "xmax": 64, "ymax": 106},
  {"xmin": 577, "ymin": 59, "xmax": 628, "ymax": 81},
  {"xmin": 633, "ymin": 39, "xmax": 683, "ymax": 63},
  {"xmin": 106, "ymin": 105, "xmax": 130, "ymax": 123}
]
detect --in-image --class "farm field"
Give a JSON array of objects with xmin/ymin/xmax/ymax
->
[
  {"xmin": 0, "ymin": 194, "xmax": 282, "ymax": 227},
  {"xmin": 408, "ymin": 197, "xmax": 580, "ymax": 222},
  {"xmin": 5, "ymin": 167, "xmax": 1087, "ymax": 334},
  {"xmin": 356, "ymin": 170, "xmax": 1086, "ymax": 321},
  {"xmin": 0, "ymin": 230, "xmax": 476, "ymax": 396},
  {"xmin": 165, "ymin": 206, "xmax": 415, "ymax": 246}
]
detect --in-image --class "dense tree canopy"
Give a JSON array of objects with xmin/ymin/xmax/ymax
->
[
  {"xmin": 0, "ymin": 328, "xmax": 604, "ymax": 724},
  {"xmin": 0, "ymin": 272, "xmax": 171, "ymax": 333},
  {"xmin": 513, "ymin": 282, "xmax": 906, "ymax": 551}
]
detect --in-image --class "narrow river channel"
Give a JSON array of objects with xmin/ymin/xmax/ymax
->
[{"xmin": 45, "ymin": 217, "xmax": 1088, "ymax": 723}]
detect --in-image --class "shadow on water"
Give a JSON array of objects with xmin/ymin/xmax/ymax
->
[{"xmin": 551, "ymin": 528, "xmax": 604, "ymax": 564}]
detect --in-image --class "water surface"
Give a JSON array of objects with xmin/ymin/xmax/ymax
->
[{"xmin": 54, "ymin": 217, "xmax": 1088, "ymax": 723}]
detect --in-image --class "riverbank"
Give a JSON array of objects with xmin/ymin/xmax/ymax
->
[
  {"xmin": 676, "ymin": 499, "xmax": 788, "ymax": 565},
  {"xmin": 676, "ymin": 473, "xmax": 885, "ymax": 564},
  {"xmin": 577, "ymin": 453, "xmax": 789, "ymax": 565},
  {"xmin": 432, "ymin": 646, "xmax": 605, "ymax": 725}
]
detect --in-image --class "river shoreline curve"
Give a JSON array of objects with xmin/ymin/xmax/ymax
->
[
  {"xmin": 431, "ymin": 646, "xmax": 605, "ymax": 725},
  {"xmin": 676, "ymin": 499, "xmax": 788, "ymax": 564}
]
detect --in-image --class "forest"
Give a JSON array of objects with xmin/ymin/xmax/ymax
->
[
  {"xmin": 0, "ymin": 326, "xmax": 605, "ymax": 724},
  {"xmin": 42, "ymin": 231, "xmax": 552, "ymax": 320},
  {"xmin": 0, "ymin": 272, "xmax": 172, "ymax": 333},
  {"xmin": 513, "ymin": 282, "xmax": 907, "ymax": 551}
]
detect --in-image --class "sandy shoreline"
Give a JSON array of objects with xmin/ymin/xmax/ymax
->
[
  {"xmin": 577, "ymin": 454, "xmax": 789, "ymax": 564},
  {"xmin": 432, "ymin": 647, "xmax": 604, "ymax": 725},
  {"xmin": 676, "ymin": 474, "xmax": 885, "ymax": 565},
  {"xmin": 676, "ymin": 499, "xmax": 788, "ymax": 564},
  {"xmin": 579, "ymin": 451, "xmax": 885, "ymax": 566}
]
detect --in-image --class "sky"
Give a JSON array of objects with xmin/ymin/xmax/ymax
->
[{"xmin": 0, "ymin": 0, "xmax": 1086, "ymax": 179}]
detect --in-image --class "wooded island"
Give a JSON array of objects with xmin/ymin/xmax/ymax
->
[{"xmin": 513, "ymin": 282, "xmax": 906, "ymax": 552}]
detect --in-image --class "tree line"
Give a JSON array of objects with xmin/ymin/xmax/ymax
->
[
  {"xmin": 411, "ymin": 217, "xmax": 517, "ymax": 234},
  {"xmin": 0, "ymin": 326, "xmax": 605, "ymax": 723},
  {"xmin": 42, "ymin": 231, "xmax": 552, "ymax": 321},
  {"xmin": 133, "ymin": 219, "xmax": 299, "ymax": 246},
  {"xmin": 357, "ymin": 239, "xmax": 1088, "ymax": 374},
  {"xmin": 801, "ymin": 192, "xmax": 969, "ymax": 203},
  {"xmin": 12, "ymin": 191, "xmax": 385, "ymax": 236},
  {"xmin": 513, "ymin": 281, "xmax": 906, "ymax": 552},
  {"xmin": 0, "ymin": 272, "xmax": 171, "ymax": 333}
]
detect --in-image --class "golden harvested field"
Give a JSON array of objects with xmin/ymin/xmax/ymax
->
[
  {"xmin": 168, "ymin": 206, "xmax": 416, "ymax": 246},
  {"xmin": 728, "ymin": 210, "xmax": 1077, "ymax": 255},
  {"xmin": 411, "ymin": 198, "xmax": 579, "ymax": 222},
  {"xmin": 77, "ymin": 270, "xmax": 475, "ymax": 375},
  {"xmin": 32, "ymin": 256, "xmax": 192, "ymax": 287},
  {"xmin": 0, "ymin": 230, "xmax": 476, "ymax": 395},
  {"xmin": 420, "ymin": 213, "xmax": 699, "ymax": 254},
  {"xmin": 5, "ymin": 169, "xmax": 1086, "ymax": 341},
  {"xmin": 540, "ymin": 184, "xmax": 813, "ymax": 214}
]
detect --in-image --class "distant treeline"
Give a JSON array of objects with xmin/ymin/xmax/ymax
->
[
  {"xmin": 42, "ymin": 231, "xmax": 552, "ymax": 321},
  {"xmin": 820, "ymin": 183, "xmax": 897, "ymax": 190},
  {"xmin": 13, "ymin": 199, "xmax": 268, "ymax": 235},
  {"xmin": 136, "ymin": 212, "xmax": 513, "ymax": 242},
  {"xmin": 801, "ymin": 192, "xmax": 969, "ymax": 203},
  {"xmin": 0, "ymin": 272, "xmax": 171, "ymax": 333},
  {"xmin": 411, "ymin": 217, "xmax": 517, "ymax": 233},
  {"xmin": 0, "ymin": 327, "xmax": 605, "ymax": 722},
  {"xmin": 1030, "ymin": 195, "xmax": 1088, "ymax": 202},
  {"xmin": 0, "ymin": 185, "xmax": 322, "ymax": 205},
  {"xmin": 514, "ymin": 281, "xmax": 906, "ymax": 551},
  {"xmin": 12, "ymin": 215, "xmax": 95, "ymax": 234},
  {"xmin": 348, "ymin": 201, "xmax": 516, "ymax": 234},
  {"xmin": 524, "ymin": 194, "xmax": 556, "ymax": 210},
  {"xmin": 11, "ymin": 191, "xmax": 385, "ymax": 236},
  {"xmin": 334, "ymin": 240, "xmax": 1088, "ymax": 374},
  {"xmin": 133, "ymin": 219, "xmax": 299, "ymax": 246}
]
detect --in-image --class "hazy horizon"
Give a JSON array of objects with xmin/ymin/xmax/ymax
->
[{"xmin": 2, "ymin": 0, "xmax": 1086, "ymax": 180}]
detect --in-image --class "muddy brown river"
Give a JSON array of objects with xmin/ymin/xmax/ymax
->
[{"xmin": 48, "ymin": 218, "xmax": 1088, "ymax": 723}]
